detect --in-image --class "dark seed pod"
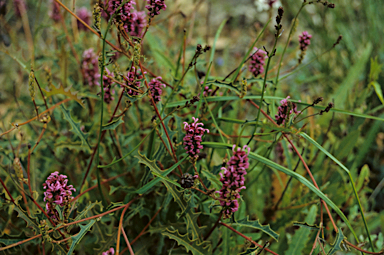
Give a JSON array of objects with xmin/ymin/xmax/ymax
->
[{"xmin": 179, "ymin": 173, "xmax": 197, "ymax": 189}]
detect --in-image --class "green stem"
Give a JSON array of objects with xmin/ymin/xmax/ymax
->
[{"xmin": 273, "ymin": 3, "xmax": 306, "ymax": 93}]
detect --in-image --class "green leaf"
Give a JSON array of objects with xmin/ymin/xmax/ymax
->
[
  {"xmin": 42, "ymin": 84, "xmax": 84, "ymax": 107},
  {"xmin": 162, "ymin": 228, "xmax": 211, "ymax": 255},
  {"xmin": 369, "ymin": 56, "xmax": 383, "ymax": 82},
  {"xmin": 102, "ymin": 117, "xmax": 124, "ymax": 131},
  {"xmin": 335, "ymin": 129, "xmax": 360, "ymax": 159},
  {"xmin": 229, "ymin": 216, "xmax": 279, "ymax": 241},
  {"xmin": 209, "ymin": 19, "xmax": 226, "ymax": 66},
  {"xmin": 201, "ymin": 141, "xmax": 358, "ymax": 241},
  {"xmin": 135, "ymin": 154, "xmax": 188, "ymax": 194},
  {"xmin": 327, "ymin": 228, "xmax": 345, "ymax": 255},
  {"xmin": 286, "ymin": 205, "xmax": 317, "ymax": 255},
  {"xmin": 14, "ymin": 204, "xmax": 39, "ymax": 233},
  {"xmin": 205, "ymin": 79, "xmax": 241, "ymax": 94},
  {"xmin": 332, "ymin": 43, "xmax": 372, "ymax": 107},
  {"xmin": 135, "ymin": 152, "xmax": 183, "ymax": 188},
  {"xmin": 60, "ymin": 105, "xmax": 92, "ymax": 152},
  {"xmin": 300, "ymin": 132, "xmax": 374, "ymax": 250},
  {"xmin": 370, "ymin": 81, "xmax": 384, "ymax": 106},
  {"xmin": 293, "ymin": 222, "xmax": 322, "ymax": 230},
  {"xmin": 67, "ymin": 220, "xmax": 96, "ymax": 255}
]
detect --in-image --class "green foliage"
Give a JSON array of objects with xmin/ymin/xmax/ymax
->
[
  {"xmin": 229, "ymin": 216, "xmax": 279, "ymax": 241},
  {"xmin": 67, "ymin": 220, "xmax": 96, "ymax": 255},
  {"xmin": 162, "ymin": 228, "xmax": 211, "ymax": 255},
  {"xmin": 286, "ymin": 205, "xmax": 317, "ymax": 255}
]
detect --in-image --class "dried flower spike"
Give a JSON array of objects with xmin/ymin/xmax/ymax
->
[
  {"xmin": 218, "ymin": 145, "xmax": 250, "ymax": 219},
  {"xmin": 183, "ymin": 117, "xmax": 209, "ymax": 160}
]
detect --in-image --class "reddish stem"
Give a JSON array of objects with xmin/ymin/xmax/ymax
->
[{"xmin": 219, "ymin": 222, "xmax": 279, "ymax": 255}]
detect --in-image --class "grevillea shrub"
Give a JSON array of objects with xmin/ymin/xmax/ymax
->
[{"xmin": 1, "ymin": 0, "xmax": 384, "ymax": 254}]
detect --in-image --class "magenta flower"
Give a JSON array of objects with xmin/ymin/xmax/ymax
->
[
  {"xmin": 102, "ymin": 247, "xmax": 115, "ymax": 255},
  {"xmin": 146, "ymin": 0, "xmax": 167, "ymax": 18},
  {"xmin": 183, "ymin": 117, "xmax": 209, "ymax": 160},
  {"xmin": 129, "ymin": 10, "xmax": 147, "ymax": 37},
  {"xmin": 275, "ymin": 96, "xmax": 300, "ymax": 125},
  {"xmin": 203, "ymin": 85, "xmax": 212, "ymax": 97},
  {"xmin": 106, "ymin": 0, "xmax": 136, "ymax": 33},
  {"xmin": 248, "ymin": 47, "xmax": 268, "ymax": 77},
  {"xmin": 13, "ymin": 0, "xmax": 27, "ymax": 17},
  {"xmin": 299, "ymin": 31, "xmax": 312, "ymax": 51},
  {"xmin": 43, "ymin": 171, "xmax": 76, "ymax": 218},
  {"xmin": 49, "ymin": 0, "xmax": 61, "ymax": 22},
  {"xmin": 148, "ymin": 76, "xmax": 165, "ymax": 103},
  {"xmin": 101, "ymin": 68, "xmax": 116, "ymax": 104},
  {"xmin": 82, "ymin": 48, "xmax": 100, "ymax": 87},
  {"xmin": 76, "ymin": 7, "xmax": 91, "ymax": 31},
  {"xmin": 125, "ymin": 67, "xmax": 144, "ymax": 97},
  {"xmin": 218, "ymin": 145, "xmax": 250, "ymax": 219}
]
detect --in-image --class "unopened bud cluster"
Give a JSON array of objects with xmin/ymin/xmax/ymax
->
[{"xmin": 146, "ymin": 0, "xmax": 167, "ymax": 18}]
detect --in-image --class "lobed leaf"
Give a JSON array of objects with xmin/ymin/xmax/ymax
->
[
  {"xmin": 162, "ymin": 228, "xmax": 211, "ymax": 255},
  {"xmin": 229, "ymin": 216, "xmax": 279, "ymax": 241}
]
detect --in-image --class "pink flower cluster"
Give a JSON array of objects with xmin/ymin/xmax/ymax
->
[
  {"xmin": 49, "ymin": 0, "xmax": 61, "ymax": 22},
  {"xmin": 106, "ymin": 0, "xmax": 136, "ymax": 33},
  {"xmin": 218, "ymin": 145, "xmax": 250, "ymax": 219},
  {"xmin": 101, "ymin": 68, "xmax": 115, "ymax": 104},
  {"xmin": 248, "ymin": 47, "xmax": 268, "ymax": 77},
  {"xmin": 102, "ymin": 248, "xmax": 115, "ymax": 255},
  {"xmin": 43, "ymin": 171, "xmax": 76, "ymax": 218},
  {"xmin": 76, "ymin": 7, "xmax": 91, "ymax": 31},
  {"xmin": 148, "ymin": 76, "xmax": 165, "ymax": 103},
  {"xmin": 299, "ymin": 31, "xmax": 312, "ymax": 51},
  {"xmin": 82, "ymin": 48, "xmax": 100, "ymax": 87},
  {"xmin": 203, "ymin": 85, "xmax": 212, "ymax": 97},
  {"xmin": 125, "ymin": 67, "xmax": 144, "ymax": 97},
  {"xmin": 146, "ymin": 0, "xmax": 167, "ymax": 18},
  {"xmin": 275, "ymin": 96, "xmax": 299, "ymax": 125},
  {"xmin": 183, "ymin": 117, "xmax": 209, "ymax": 160},
  {"xmin": 130, "ymin": 10, "xmax": 147, "ymax": 37}
]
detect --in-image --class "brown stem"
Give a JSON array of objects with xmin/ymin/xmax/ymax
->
[
  {"xmin": 116, "ymin": 200, "xmax": 136, "ymax": 255},
  {"xmin": 130, "ymin": 207, "xmax": 161, "ymax": 245},
  {"xmin": 0, "ymin": 197, "xmax": 141, "ymax": 252},
  {"xmin": 247, "ymin": 99, "xmax": 338, "ymax": 232},
  {"xmin": 121, "ymin": 227, "xmax": 135, "ymax": 255},
  {"xmin": 344, "ymin": 240, "xmax": 384, "ymax": 255},
  {"xmin": 0, "ymin": 176, "xmax": 15, "ymax": 204},
  {"xmin": 1, "ymin": 98, "xmax": 71, "ymax": 137},
  {"xmin": 219, "ymin": 222, "xmax": 279, "ymax": 255}
]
